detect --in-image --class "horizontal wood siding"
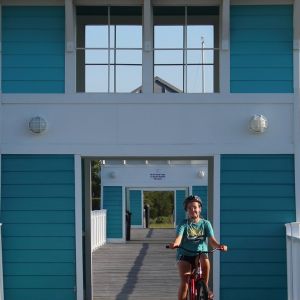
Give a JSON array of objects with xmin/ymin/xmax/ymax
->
[
  {"xmin": 192, "ymin": 185, "xmax": 208, "ymax": 219},
  {"xmin": 0, "ymin": 155, "xmax": 76, "ymax": 300},
  {"xmin": 129, "ymin": 190, "xmax": 142, "ymax": 226},
  {"xmin": 103, "ymin": 186, "xmax": 123, "ymax": 239},
  {"xmin": 230, "ymin": 5, "xmax": 293, "ymax": 93},
  {"xmin": 2, "ymin": 6, "xmax": 65, "ymax": 93},
  {"xmin": 220, "ymin": 154, "xmax": 296, "ymax": 300}
]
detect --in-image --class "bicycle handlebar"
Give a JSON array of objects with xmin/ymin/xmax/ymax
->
[{"xmin": 166, "ymin": 244, "xmax": 223, "ymax": 254}]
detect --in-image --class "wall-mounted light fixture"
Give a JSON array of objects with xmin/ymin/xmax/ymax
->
[
  {"xmin": 28, "ymin": 116, "xmax": 48, "ymax": 134},
  {"xmin": 249, "ymin": 114, "xmax": 268, "ymax": 133},
  {"xmin": 197, "ymin": 170, "xmax": 205, "ymax": 178}
]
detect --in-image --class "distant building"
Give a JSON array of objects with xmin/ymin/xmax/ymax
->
[{"xmin": 132, "ymin": 76, "xmax": 183, "ymax": 93}]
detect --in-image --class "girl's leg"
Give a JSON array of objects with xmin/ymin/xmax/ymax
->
[
  {"xmin": 200, "ymin": 256, "xmax": 210, "ymax": 286},
  {"xmin": 177, "ymin": 260, "xmax": 191, "ymax": 300},
  {"xmin": 200, "ymin": 256, "xmax": 213, "ymax": 299}
]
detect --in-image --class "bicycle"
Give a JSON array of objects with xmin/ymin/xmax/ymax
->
[{"xmin": 166, "ymin": 245, "xmax": 222, "ymax": 300}]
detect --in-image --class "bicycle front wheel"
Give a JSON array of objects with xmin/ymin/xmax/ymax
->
[
  {"xmin": 196, "ymin": 280, "xmax": 208, "ymax": 300},
  {"xmin": 187, "ymin": 278, "xmax": 195, "ymax": 300}
]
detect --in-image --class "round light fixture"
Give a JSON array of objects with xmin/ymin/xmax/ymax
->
[
  {"xmin": 249, "ymin": 114, "xmax": 268, "ymax": 133},
  {"xmin": 28, "ymin": 116, "xmax": 48, "ymax": 134}
]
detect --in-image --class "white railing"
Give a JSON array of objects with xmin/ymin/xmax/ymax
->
[
  {"xmin": 91, "ymin": 210, "xmax": 107, "ymax": 252},
  {"xmin": 0, "ymin": 224, "xmax": 4, "ymax": 300},
  {"xmin": 285, "ymin": 222, "xmax": 300, "ymax": 300}
]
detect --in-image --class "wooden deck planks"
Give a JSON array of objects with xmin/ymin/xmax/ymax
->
[{"xmin": 93, "ymin": 228, "xmax": 178, "ymax": 299}]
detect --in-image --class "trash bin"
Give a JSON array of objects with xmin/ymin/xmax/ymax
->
[
  {"xmin": 126, "ymin": 210, "xmax": 132, "ymax": 241},
  {"xmin": 144, "ymin": 204, "xmax": 150, "ymax": 228}
]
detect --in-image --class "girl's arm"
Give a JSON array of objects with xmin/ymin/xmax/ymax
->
[
  {"xmin": 208, "ymin": 236, "xmax": 228, "ymax": 251},
  {"xmin": 169, "ymin": 235, "xmax": 183, "ymax": 249}
]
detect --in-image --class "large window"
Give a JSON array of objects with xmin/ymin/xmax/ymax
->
[
  {"xmin": 76, "ymin": 5, "xmax": 219, "ymax": 94},
  {"xmin": 153, "ymin": 6, "xmax": 219, "ymax": 93},
  {"xmin": 77, "ymin": 6, "xmax": 142, "ymax": 93}
]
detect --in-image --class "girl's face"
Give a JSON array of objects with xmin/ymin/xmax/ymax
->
[{"xmin": 186, "ymin": 201, "xmax": 201, "ymax": 219}]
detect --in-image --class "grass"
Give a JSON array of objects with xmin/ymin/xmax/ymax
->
[{"xmin": 150, "ymin": 223, "xmax": 174, "ymax": 229}]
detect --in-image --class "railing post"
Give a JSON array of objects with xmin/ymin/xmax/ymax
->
[{"xmin": 0, "ymin": 223, "xmax": 4, "ymax": 300}]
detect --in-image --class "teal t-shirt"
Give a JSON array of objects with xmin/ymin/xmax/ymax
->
[{"xmin": 176, "ymin": 218, "xmax": 214, "ymax": 259}]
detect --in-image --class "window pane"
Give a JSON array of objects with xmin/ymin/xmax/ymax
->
[
  {"xmin": 154, "ymin": 26, "xmax": 183, "ymax": 48},
  {"xmin": 116, "ymin": 25, "xmax": 142, "ymax": 48},
  {"xmin": 186, "ymin": 65, "xmax": 214, "ymax": 93},
  {"xmin": 187, "ymin": 49, "xmax": 214, "ymax": 64},
  {"xmin": 116, "ymin": 66, "xmax": 142, "ymax": 93},
  {"xmin": 154, "ymin": 66, "xmax": 183, "ymax": 93},
  {"xmin": 187, "ymin": 25, "xmax": 214, "ymax": 49},
  {"xmin": 116, "ymin": 50, "xmax": 142, "ymax": 64},
  {"xmin": 85, "ymin": 50, "xmax": 108, "ymax": 64},
  {"xmin": 85, "ymin": 25, "xmax": 108, "ymax": 48},
  {"xmin": 85, "ymin": 65, "xmax": 108, "ymax": 92},
  {"xmin": 154, "ymin": 50, "xmax": 183, "ymax": 65}
]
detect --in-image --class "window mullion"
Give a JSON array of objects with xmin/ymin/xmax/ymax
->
[
  {"xmin": 114, "ymin": 25, "xmax": 117, "ymax": 93},
  {"xmin": 184, "ymin": 6, "xmax": 187, "ymax": 93},
  {"xmin": 108, "ymin": 6, "xmax": 111, "ymax": 93}
]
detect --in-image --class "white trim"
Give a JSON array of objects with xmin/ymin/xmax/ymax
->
[
  {"xmin": 75, "ymin": 155, "xmax": 84, "ymax": 300},
  {"xmin": 0, "ymin": 93, "xmax": 294, "ymax": 104},
  {"xmin": 219, "ymin": 0, "xmax": 230, "ymax": 94},
  {"xmin": 75, "ymin": 0, "xmax": 143, "ymax": 5},
  {"xmin": 142, "ymin": 0, "xmax": 153, "ymax": 94},
  {"xmin": 0, "ymin": 154, "xmax": 3, "ymax": 300},
  {"xmin": 107, "ymin": 238, "xmax": 125, "ymax": 243},
  {"xmin": 212, "ymin": 154, "xmax": 221, "ymax": 300},
  {"xmin": 0, "ymin": 3, "xmax": 2, "ymax": 94},
  {"xmin": 294, "ymin": 0, "xmax": 300, "ymax": 221},
  {"xmin": 294, "ymin": 0, "xmax": 300, "ymax": 92},
  {"xmin": 65, "ymin": 0, "xmax": 76, "ymax": 94},
  {"xmin": 1, "ymin": 0, "xmax": 64, "ymax": 5},
  {"xmin": 0, "ymin": 224, "xmax": 3, "ymax": 300},
  {"xmin": 152, "ymin": 0, "xmax": 221, "ymax": 5},
  {"xmin": 122, "ymin": 186, "xmax": 126, "ymax": 241},
  {"xmin": 231, "ymin": 0, "xmax": 293, "ymax": 4}
]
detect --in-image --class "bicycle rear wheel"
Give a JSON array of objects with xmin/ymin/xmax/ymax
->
[{"xmin": 196, "ymin": 280, "xmax": 208, "ymax": 300}]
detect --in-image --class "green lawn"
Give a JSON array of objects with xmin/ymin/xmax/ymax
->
[{"xmin": 150, "ymin": 223, "xmax": 174, "ymax": 229}]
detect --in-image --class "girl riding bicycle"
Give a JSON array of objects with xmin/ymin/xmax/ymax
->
[{"xmin": 169, "ymin": 195, "xmax": 227, "ymax": 300}]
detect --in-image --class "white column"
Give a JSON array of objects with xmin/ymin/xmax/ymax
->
[
  {"xmin": 294, "ymin": 0, "xmax": 300, "ymax": 221},
  {"xmin": 213, "ymin": 154, "xmax": 221, "ymax": 300},
  {"xmin": 0, "ymin": 224, "xmax": 3, "ymax": 300},
  {"xmin": 0, "ymin": 3, "xmax": 2, "ymax": 93},
  {"xmin": 219, "ymin": 0, "xmax": 230, "ymax": 94},
  {"xmin": 143, "ymin": 0, "xmax": 153, "ymax": 94},
  {"xmin": 65, "ymin": 0, "xmax": 76, "ymax": 93},
  {"xmin": 75, "ymin": 155, "xmax": 84, "ymax": 300}
]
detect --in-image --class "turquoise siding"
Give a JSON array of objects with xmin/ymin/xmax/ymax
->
[
  {"xmin": 129, "ymin": 190, "xmax": 142, "ymax": 226},
  {"xmin": 192, "ymin": 186, "xmax": 208, "ymax": 219},
  {"xmin": 176, "ymin": 190, "xmax": 186, "ymax": 225},
  {"xmin": 1, "ymin": 155, "xmax": 76, "ymax": 300},
  {"xmin": 2, "ymin": 6, "xmax": 65, "ymax": 93},
  {"xmin": 230, "ymin": 5, "xmax": 293, "ymax": 93},
  {"xmin": 220, "ymin": 155, "xmax": 296, "ymax": 300},
  {"xmin": 103, "ymin": 186, "xmax": 123, "ymax": 238}
]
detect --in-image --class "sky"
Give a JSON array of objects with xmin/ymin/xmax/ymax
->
[{"xmin": 84, "ymin": 24, "xmax": 214, "ymax": 93}]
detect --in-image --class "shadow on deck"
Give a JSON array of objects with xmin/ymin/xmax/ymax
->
[{"xmin": 93, "ymin": 228, "xmax": 178, "ymax": 300}]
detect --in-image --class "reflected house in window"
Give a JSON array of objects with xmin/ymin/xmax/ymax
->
[{"xmin": 132, "ymin": 76, "xmax": 182, "ymax": 93}]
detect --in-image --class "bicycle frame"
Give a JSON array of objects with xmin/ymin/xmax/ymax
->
[{"xmin": 167, "ymin": 245, "xmax": 220, "ymax": 300}]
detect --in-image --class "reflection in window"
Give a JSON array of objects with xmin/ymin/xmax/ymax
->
[
  {"xmin": 77, "ymin": 7, "xmax": 142, "ymax": 93},
  {"xmin": 153, "ymin": 6, "xmax": 219, "ymax": 93}
]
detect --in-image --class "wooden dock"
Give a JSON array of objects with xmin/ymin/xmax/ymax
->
[{"xmin": 92, "ymin": 228, "xmax": 179, "ymax": 300}]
